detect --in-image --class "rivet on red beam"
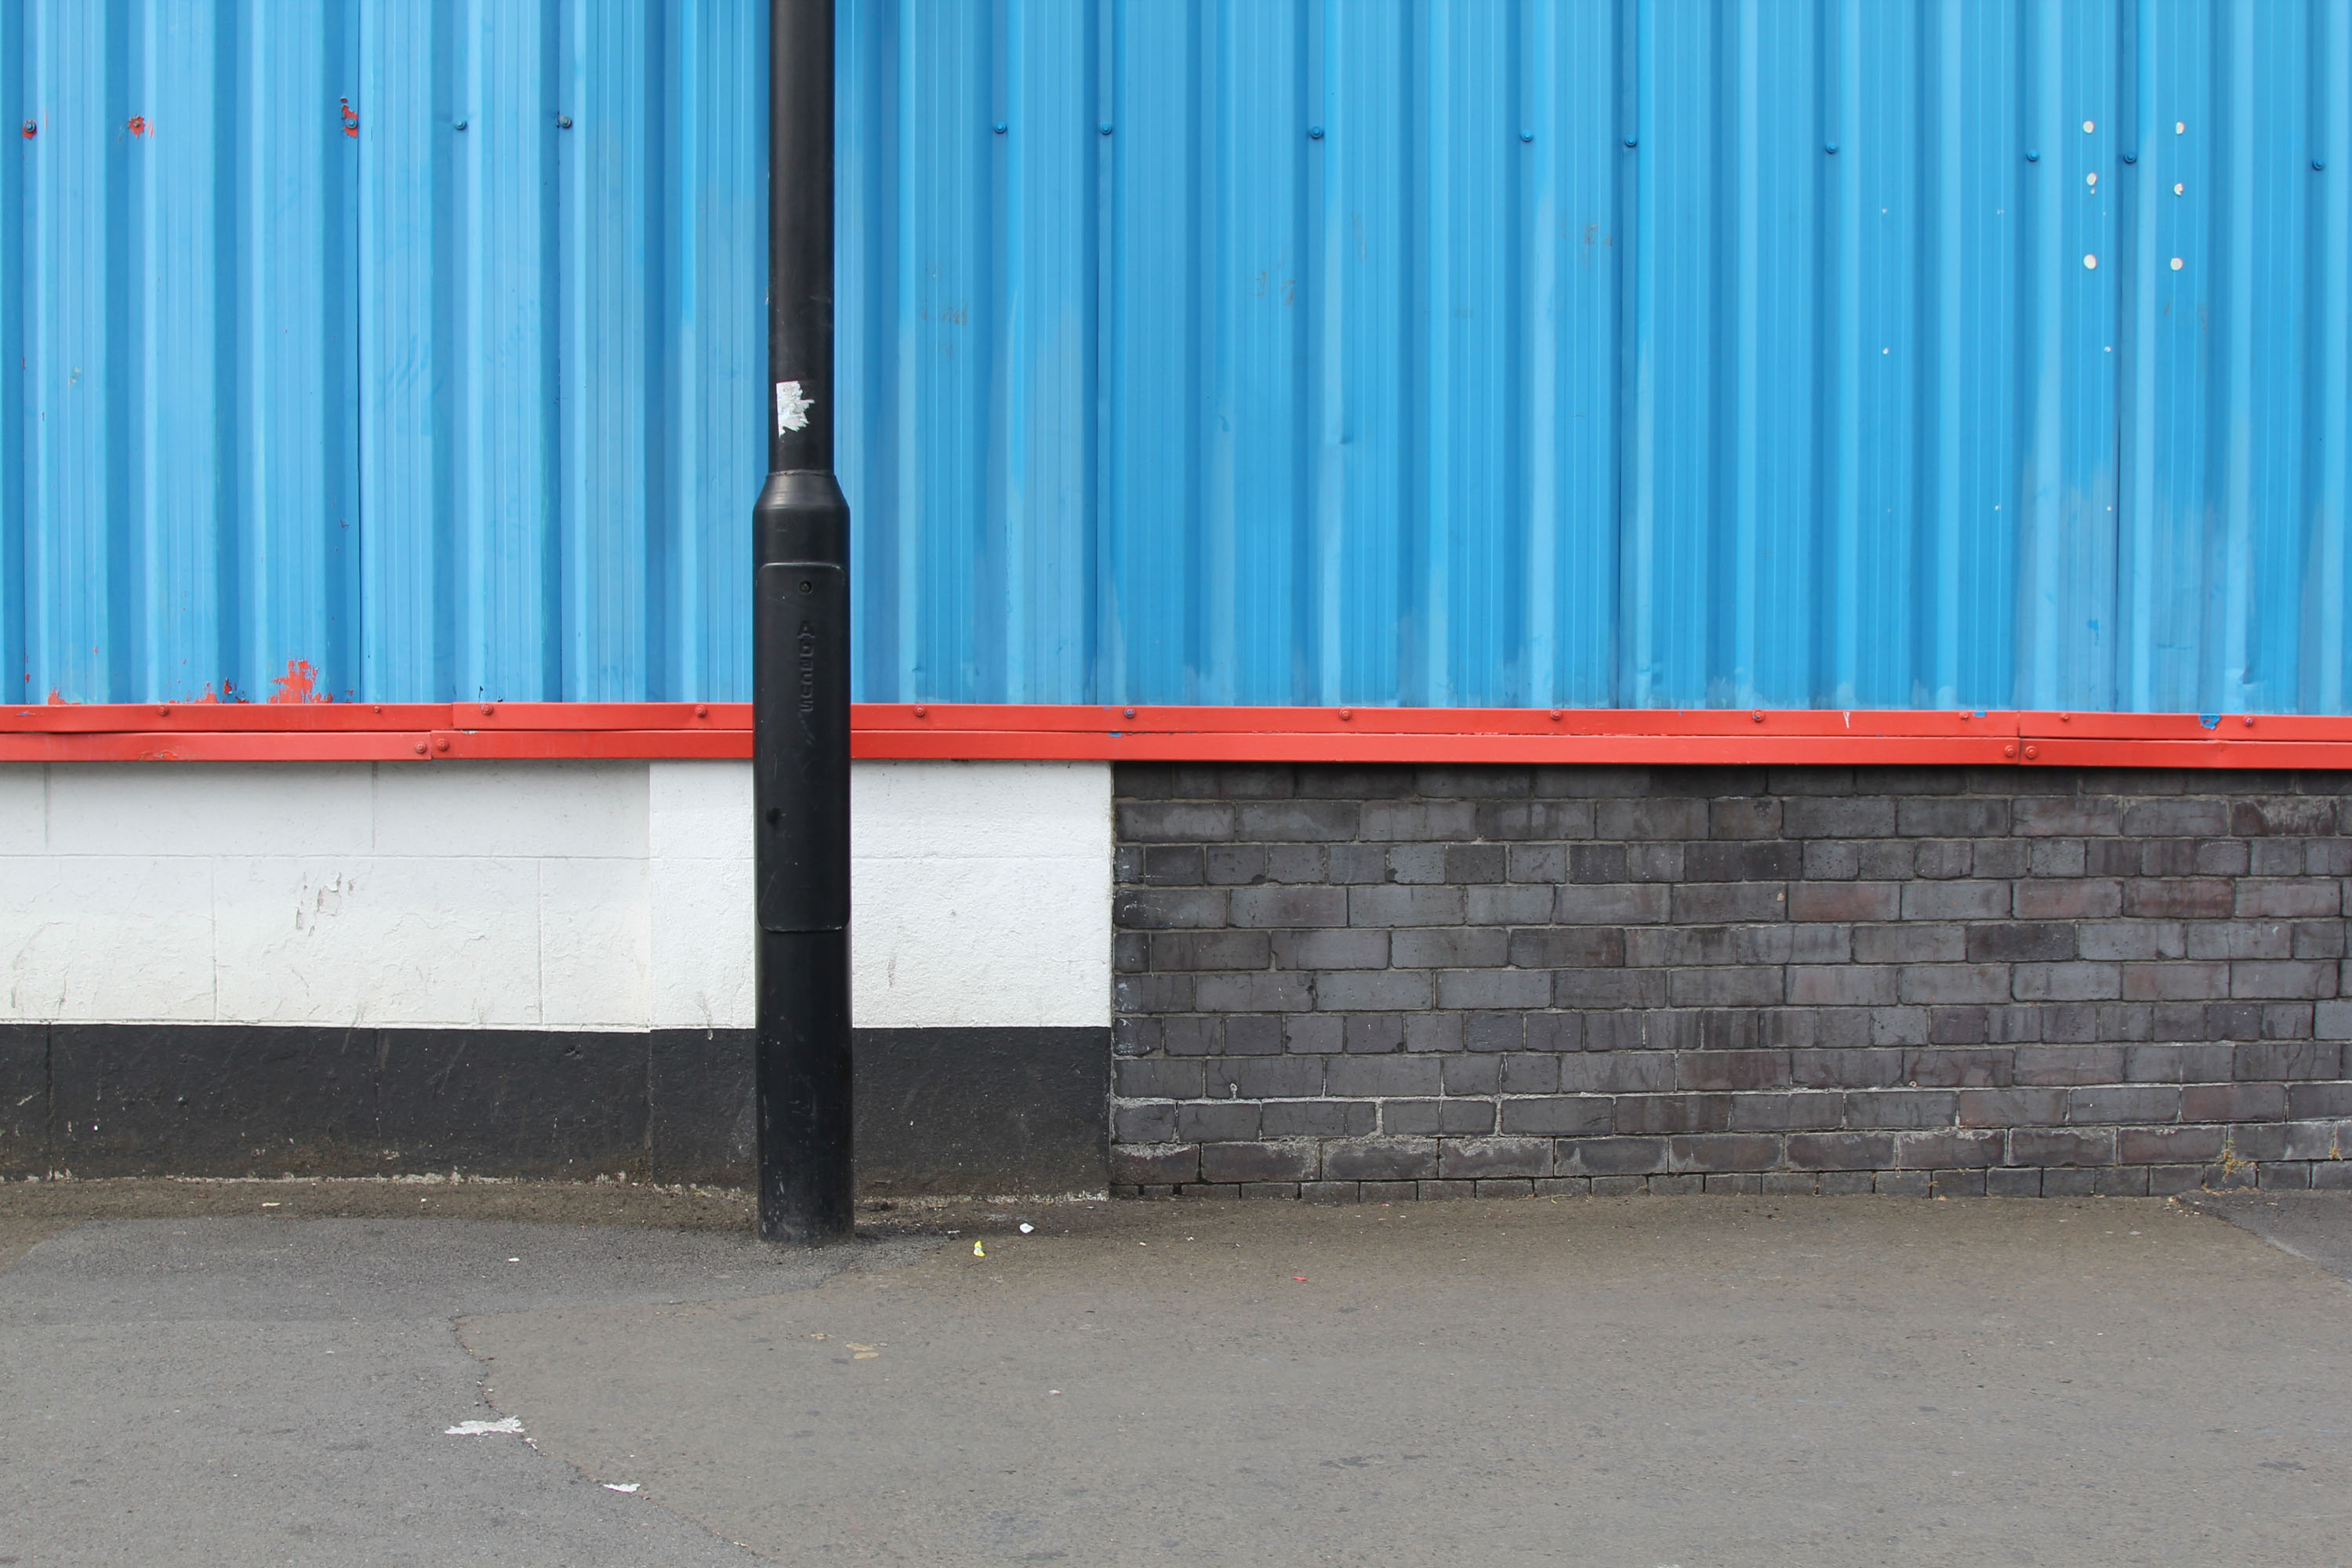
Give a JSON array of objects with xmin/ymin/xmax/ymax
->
[
  {"xmin": 2023, "ymin": 745, "xmax": 2039, "ymax": 760},
  {"xmin": 2003, "ymin": 743, "xmax": 2017, "ymax": 758},
  {"xmin": 1338, "ymin": 709, "xmax": 1353, "ymax": 720}
]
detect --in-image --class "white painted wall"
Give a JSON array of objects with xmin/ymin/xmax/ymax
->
[{"xmin": 0, "ymin": 760, "xmax": 1111, "ymax": 1031}]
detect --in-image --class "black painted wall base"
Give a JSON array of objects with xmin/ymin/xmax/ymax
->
[{"xmin": 0, "ymin": 1023, "xmax": 1109, "ymax": 1196}]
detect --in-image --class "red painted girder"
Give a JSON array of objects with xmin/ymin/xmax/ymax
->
[{"xmin": 0, "ymin": 731, "xmax": 438, "ymax": 762}]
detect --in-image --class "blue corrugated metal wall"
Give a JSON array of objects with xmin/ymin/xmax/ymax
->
[{"xmin": 5, "ymin": 2, "xmax": 2350, "ymax": 712}]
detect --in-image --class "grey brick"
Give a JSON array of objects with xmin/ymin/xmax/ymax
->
[
  {"xmin": 1784, "ymin": 797, "xmax": 1896, "ymax": 837},
  {"xmin": 1967, "ymin": 923, "xmax": 2075, "ymax": 963},
  {"xmin": 1441, "ymin": 1055, "xmax": 1500, "ymax": 1095},
  {"xmin": 1804, "ymin": 840, "xmax": 1862, "ymax": 880},
  {"xmin": 2014, "ymin": 880, "xmax": 2124, "ymax": 920},
  {"xmin": 2182, "ymin": 1083, "xmax": 2287, "ymax": 1121},
  {"xmin": 1199, "ymin": 1141, "xmax": 1319, "ymax": 1182},
  {"xmin": 2233, "ymin": 797, "xmax": 2339, "ymax": 836},
  {"xmin": 1893, "ymin": 1129, "xmax": 2004, "ymax": 1169},
  {"xmin": 1467, "ymin": 884, "xmax": 1558, "ymax": 924},
  {"xmin": 1225, "ymin": 1055, "xmax": 1326, "ymax": 1098},
  {"xmin": 1788, "ymin": 1131, "xmax": 1896, "ymax": 1170},
  {"xmin": 1112, "ymin": 1144, "xmax": 1200, "ymax": 1184},
  {"xmin": 1347, "ymin": 885, "xmax": 1465, "ymax": 927},
  {"xmin": 1326, "ymin": 844, "xmax": 1388, "ymax": 882},
  {"xmin": 2013, "ymin": 962, "xmax": 2122, "ymax": 1002},
  {"xmin": 1683, "ymin": 841, "xmax": 1803, "ymax": 881},
  {"xmin": 1430, "ymin": 969, "xmax": 1548, "ymax": 1010},
  {"xmin": 1913, "ymin": 840, "xmax": 1973, "ymax": 879},
  {"xmin": 1438, "ymin": 1137, "xmax": 1552, "ymax": 1179},
  {"xmin": 1902, "ymin": 881, "xmax": 2012, "ymax": 920},
  {"xmin": 1568, "ymin": 843, "xmax": 1626, "ymax": 883},
  {"xmin": 1971, "ymin": 839, "xmax": 2031, "ymax": 879},
  {"xmin": 1261, "ymin": 1101, "xmax": 1378, "ymax": 1138},
  {"xmin": 1114, "ymin": 1102, "xmax": 1178, "ymax": 1142},
  {"xmin": 1157, "ymin": 1015, "xmax": 1218, "ymax": 1054},
  {"xmin": 1117, "ymin": 974, "xmax": 1196, "ymax": 1013},
  {"xmin": 1853, "ymin": 924, "xmax": 1965, "ymax": 964},
  {"xmin": 1324, "ymin": 1055, "xmax": 1442, "ymax": 1097},
  {"xmin": 1443, "ymin": 844, "xmax": 1508, "ymax": 883},
  {"xmin": 1500, "ymin": 1096, "xmax": 1613, "ymax": 1135},
  {"xmin": 1358, "ymin": 800, "xmax": 1477, "ymax": 840},
  {"xmin": 2013, "ymin": 797, "xmax": 2122, "ymax": 836},
  {"xmin": 2067, "ymin": 1085, "xmax": 2182, "ymax": 1124},
  {"xmin": 1898, "ymin": 964, "xmax": 2013, "ymax": 1005},
  {"xmin": 2121, "ymin": 961, "xmax": 2229, "ymax": 1000},
  {"xmin": 1233, "ymin": 800, "xmax": 1359, "ymax": 841},
  {"xmin": 2118, "ymin": 1124, "xmax": 2226, "ymax": 1163},
  {"xmin": 1195, "ymin": 972, "xmax": 1316, "ymax": 1012},
  {"xmin": 1461, "ymin": 1013, "xmax": 1526, "ymax": 1052},
  {"xmin": 1220, "ymin": 1015, "xmax": 1285, "ymax": 1054},
  {"xmin": 1558, "ymin": 1052, "xmax": 1676, "ymax": 1093},
  {"xmin": 1383, "ymin": 844, "xmax": 1447, "ymax": 884},
  {"xmin": 2234, "ymin": 1040, "xmax": 2342, "ymax": 1080},
  {"xmin": 1675, "ymin": 884, "xmax": 1790, "ymax": 923},
  {"xmin": 1322, "ymin": 1138, "xmax": 1439, "ymax": 1181},
  {"xmin": 2238, "ymin": 879, "xmax": 2342, "ymax": 918},
  {"xmin": 1898, "ymin": 797, "xmax": 2011, "ymax": 837},
  {"xmin": 1789, "ymin": 882, "xmax": 1901, "ymax": 921},
  {"xmin": 1675, "ymin": 1050, "xmax": 1789, "ymax": 1091},
  {"xmin": 2078, "ymin": 920, "xmax": 2187, "ymax": 961},
  {"xmin": 1553, "ymin": 1136, "xmax": 1670, "ymax": 1176},
  {"xmin": 2122, "ymin": 1043, "xmax": 2235, "ymax": 1082},
  {"xmin": 2118, "ymin": 797, "xmax": 2230, "ymax": 836},
  {"xmin": 2009, "ymin": 1127, "xmax": 2114, "ymax": 1167},
  {"xmin": 1958, "ymin": 1086, "xmax": 2069, "ymax": 1127},
  {"xmin": 1116, "ymin": 1058, "xmax": 1207, "ymax": 1098},
  {"xmin": 2232, "ymin": 960, "xmax": 2337, "ymax": 1000},
  {"xmin": 1791, "ymin": 1048, "xmax": 1904, "ymax": 1088},
  {"xmin": 1119, "ymin": 801, "xmax": 1237, "ymax": 841},
  {"xmin": 1593, "ymin": 798, "xmax": 1709, "ymax": 840},
  {"xmin": 1497, "ymin": 1053, "xmax": 1560, "ymax": 1093},
  {"xmin": 1625, "ymin": 843, "xmax": 1687, "ymax": 881},
  {"xmin": 1627, "ymin": 924, "xmax": 1791, "ymax": 967},
  {"xmin": 1555, "ymin": 884, "xmax": 1671, "ymax": 924},
  {"xmin": 1614, "ymin": 1094, "xmax": 1733, "ymax": 1134},
  {"xmin": 1403, "ymin": 1013, "xmax": 1462, "ymax": 1052},
  {"xmin": 2027, "ymin": 839, "xmax": 2089, "ymax": 876},
  {"xmin": 1708, "ymin": 798, "xmax": 1784, "ymax": 839},
  {"xmin": 1508, "ymin": 843, "xmax": 1570, "ymax": 883},
  {"xmin": 1149, "ymin": 930, "xmax": 1273, "ymax": 971},
  {"xmin": 1264, "ymin": 844, "xmax": 1328, "ymax": 882},
  {"xmin": 1176, "ymin": 1102, "xmax": 1261, "ymax": 1142},
  {"xmin": 1229, "ymin": 885, "xmax": 1349, "ymax": 928},
  {"xmin": 1509, "ymin": 927, "xmax": 1628, "ymax": 967},
  {"xmin": 1393, "ymin": 927, "xmax": 1511, "ymax": 968},
  {"xmin": 1271, "ymin": 928, "xmax": 1390, "ymax": 970},
  {"xmin": 1285, "ymin": 1014, "xmax": 1345, "ymax": 1054},
  {"xmin": 1842, "ymin": 1088, "xmax": 1961, "ymax": 1129},
  {"xmin": 2012, "ymin": 1044, "xmax": 2126, "ymax": 1085},
  {"xmin": 1984, "ymin": 1167, "xmax": 2044, "ymax": 1196},
  {"xmin": 2124, "ymin": 879, "xmax": 2234, "ymax": 919},
  {"xmin": 1315, "ymin": 970, "xmax": 1434, "ymax": 1011},
  {"xmin": 1203, "ymin": 845, "xmax": 1267, "ymax": 885},
  {"xmin": 1903, "ymin": 1047, "xmax": 2013, "ymax": 1087},
  {"xmin": 1554, "ymin": 967, "xmax": 1671, "ymax": 1008},
  {"xmin": 1485, "ymin": 798, "xmax": 1606, "ymax": 843},
  {"xmin": 1671, "ymin": 967, "xmax": 1786, "ymax": 1007},
  {"xmin": 1137, "ymin": 844, "xmax": 1205, "ymax": 885},
  {"xmin": 1115, "ymin": 889, "xmax": 1229, "ymax": 930}
]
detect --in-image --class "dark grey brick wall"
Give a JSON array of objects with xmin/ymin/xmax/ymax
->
[{"xmin": 1110, "ymin": 763, "xmax": 2352, "ymax": 1200}]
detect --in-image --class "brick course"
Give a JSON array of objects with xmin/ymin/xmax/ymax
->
[{"xmin": 1111, "ymin": 764, "xmax": 2352, "ymax": 1199}]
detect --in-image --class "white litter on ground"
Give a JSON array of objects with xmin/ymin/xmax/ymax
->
[
  {"xmin": 604, "ymin": 1483, "xmax": 640, "ymax": 1493},
  {"xmin": 444, "ymin": 1417, "xmax": 524, "ymax": 1436}
]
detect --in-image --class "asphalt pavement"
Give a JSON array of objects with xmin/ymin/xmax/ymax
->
[{"xmin": 2, "ymin": 1181, "xmax": 2348, "ymax": 1567}]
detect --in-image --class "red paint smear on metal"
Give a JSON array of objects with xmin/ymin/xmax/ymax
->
[
  {"xmin": 268, "ymin": 660, "xmax": 332, "ymax": 705},
  {"xmin": 339, "ymin": 98, "xmax": 358, "ymax": 138},
  {"xmin": 2, "ymin": 703, "xmax": 2350, "ymax": 767},
  {"xmin": 126, "ymin": 115, "xmax": 148, "ymax": 136}
]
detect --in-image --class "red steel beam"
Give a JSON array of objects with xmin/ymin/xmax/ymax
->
[{"xmin": 5, "ymin": 702, "xmax": 2352, "ymax": 765}]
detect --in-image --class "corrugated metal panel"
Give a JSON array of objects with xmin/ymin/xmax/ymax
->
[
  {"xmin": 4, "ymin": 2, "xmax": 2350, "ymax": 712},
  {"xmin": 1, "ymin": 0, "xmax": 764, "ymax": 706}
]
